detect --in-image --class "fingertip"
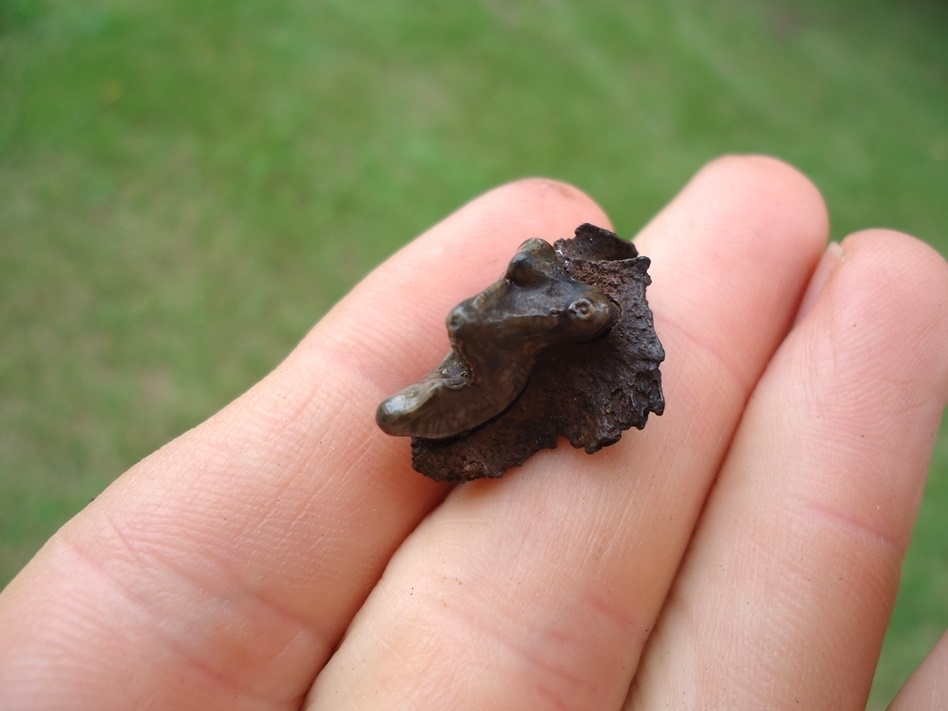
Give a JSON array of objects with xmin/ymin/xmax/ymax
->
[
  {"xmin": 681, "ymin": 154, "xmax": 830, "ymax": 251},
  {"xmin": 473, "ymin": 177, "xmax": 613, "ymax": 233},
  {"xmin": 311, "ymin": 177, "xmax": 612, "ymax": 392},
  {"xmin": 402, "ymin": 176, "xmax": 614, "ymax": 281},
  {"xmin": 816, "ymin": 228, "xmax": 948, "ymax": 404},
  {"xmin": 839, "ymin": 227, "xmax": 948, "ymax": 303},
  {"xmin": 644, "ymin": 153, "xmax": 830, "ymax": 293},
  {"xmin": 637, "ymin": 154, "xmax": 830, "ymax": 396}
]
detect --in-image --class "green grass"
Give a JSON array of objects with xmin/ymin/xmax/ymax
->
[{"xmin": 1, "ymin": 0, "xmax": 946, "ymax": 706}]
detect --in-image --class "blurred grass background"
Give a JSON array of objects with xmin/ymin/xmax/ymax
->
[{"xmin": 1, "ymin": 0, "xmax": 945, "ymax": 706}]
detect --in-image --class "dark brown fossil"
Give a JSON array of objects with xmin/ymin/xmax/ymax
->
[{"xmin": 376, "ymin": 223, "xmax": 665, "ymax": 482}]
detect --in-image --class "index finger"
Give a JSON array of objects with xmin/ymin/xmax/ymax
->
[{"xmin": 0, "ymin": 179, "xmax": 611, "ymax": 709}]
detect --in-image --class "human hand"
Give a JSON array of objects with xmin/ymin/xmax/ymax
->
[{"xmin": 1, "ymin": 156, "xmax": 946, "ymax": 710}]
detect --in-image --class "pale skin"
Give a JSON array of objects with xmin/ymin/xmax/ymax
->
[{"xmin": 1, "ymin": 156, "xmax": 947, "ymax": 710}]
